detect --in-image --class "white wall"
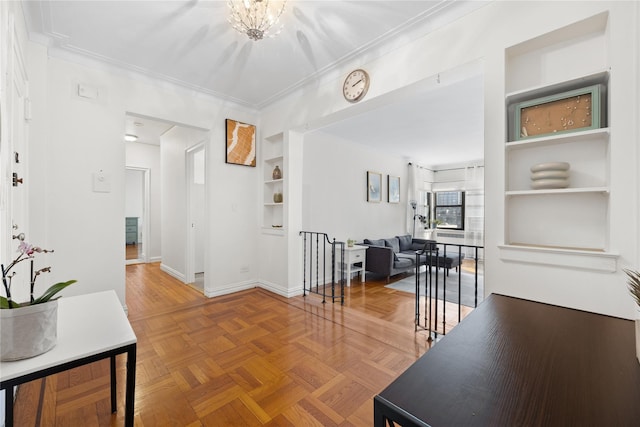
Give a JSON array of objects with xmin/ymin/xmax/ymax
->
[
  {"xmin": 159, "ymin": 126, "xmax": 207, "ymax": 281},
  {"xmin": 302, "ymin": 131, "xmax": 408, "ymax": 242},
  {"xmin": 9, "ymin": 1, "xmax": 640, "ymax": 320},
  {"xmin": 125, "ymin": 142, "xmax": 161, "ymax": 261},
  {"xmin": 25, "ymin": 42, "xmax": 259, "ymax": 308},
  {"xmin": 260, "ymin": 1, "xmax": 639, "ymax": 319}
]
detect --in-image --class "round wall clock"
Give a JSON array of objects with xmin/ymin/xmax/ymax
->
[{"xmin": 342, "ymin": 69, "xmax": 370, "ymax": 103}]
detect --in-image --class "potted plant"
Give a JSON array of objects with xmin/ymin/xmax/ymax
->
[
  {"xmin": 1, "ymin": 236, "xmax": 77, "ymax": 361},
  {"xmin": 430, "ymin": 219, "xmax": 443, "ymax": 229},
  {"xmin": 623, "ymin": 268, "xmax": 640, "ymax": 364}
]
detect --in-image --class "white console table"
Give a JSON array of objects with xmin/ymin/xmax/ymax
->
[
  {"xmin": 338, "ymin": 245, "xmax": 367, "ymax": 287},
  {"xmin": 0, "ymin": 290, "xmax": 137, "ymax": 426}
]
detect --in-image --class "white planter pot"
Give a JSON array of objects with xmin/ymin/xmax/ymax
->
[{"xmin": 1, "ymin": 299, "xmax": 58, "ymax": 361}]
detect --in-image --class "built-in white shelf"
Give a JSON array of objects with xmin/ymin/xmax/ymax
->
[
  {"xmin": 503, "ymin": 14, "xmax": 610, "ymax": 260},
  {"xmin": 498, "ymin": 244, "xmax": 618, "ymax": 273},
  {"xmin": 262, "ymin": 227, "xmax": 285, "ymax": 236},
  {"xmin": 505, "ymin": 127, "xmax": 609, "ymax": 150},
  {"xmin": 264, "ymin": 178, "xmax": 284, "ymax": 185},
  {"xmin": 264, "ymin": 155, "xmax": 283, "ymax": 164},
  {"xmin": 505, "ymin": 187, "xmax": 609, "ymax": 197},
  {"xmin": 262, "ymin": 134, "xmax": 285, "ymax": 232}
]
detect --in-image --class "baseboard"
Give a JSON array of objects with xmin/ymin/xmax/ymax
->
[
  {"xmin": 202, "ymin": 280, "xmax": 304, "ymax": 299},
  {"xmin": 149, "ymin": 256, "xmax": 162, "ymax": 263},
  {"xmin": 160, "ymin": 263, "xmax": 186, "ymax": 283},
  {"xmin": 257, "ymin": 280, "xmax": 304, "ymax": 298},
  {"xmin": 204, "ymin": 280, "xmax": 257, "ymax": 298}
]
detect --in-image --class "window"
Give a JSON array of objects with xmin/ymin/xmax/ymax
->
[
  {"xmin": 417, "ymin": 191, "xmax": 431, "ymax": 228},
  {"xmin": 434, "ymin": 191, "xmax": 465, "ymax": 230}
]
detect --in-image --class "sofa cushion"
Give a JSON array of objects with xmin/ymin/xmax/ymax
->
[
  {"xmin": 394, "ymin": 256, "xmax": 413, "ymax": 270},
  {"xmin": 364, "ymin": 238, "xmax": 385, "ymax": 247},
  {"xmin": 396, "ymin": 234, "xmax": 413, "ymax": 252},
  {"xmin": 384, "ymin": 238, "xmax": 400, "ymax": 253}
]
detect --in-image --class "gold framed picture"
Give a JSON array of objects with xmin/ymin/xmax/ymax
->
[{"xmin": 225, "ymin": 119, "xmax": 256, "ymax": 167}]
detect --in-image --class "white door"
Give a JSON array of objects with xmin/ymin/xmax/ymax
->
[
  {"xmin": 187, "ymin": 143, "xmax": 206, "ymax": 281},
  {"xmin": 1, "ymin": 15, "xmax": 29, "ymax": 300}
]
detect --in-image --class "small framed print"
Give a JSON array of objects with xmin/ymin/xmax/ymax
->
[
  {"xmin": 387, "ymin": 175, "xmax": 400, "ymax": 203},
  {"xmin": 367, "ymin": 171, "xmax": 382, "ymax": 202},
  {"xmin": 225, "ymin": 118, "xmax": 256, "ymax": 166},
  {"xmin": 513, "ymin": 84, "xmax": 604, "ymax": 140}
]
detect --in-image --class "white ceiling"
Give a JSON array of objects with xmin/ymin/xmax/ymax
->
[{"xmin": 22, "ymin": 0, "xmax": 487, "ymax": 166}]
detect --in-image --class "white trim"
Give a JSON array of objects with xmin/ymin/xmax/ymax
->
[
  {"xmin": 185, "ymin": 142, "xmax": 206, "ymax": 285},
  {"xmin": 258, "ymin": 281, "xmax": 304, "ymax": 298},
  {"xmin": 160, "ymin": 263, "xmax": 186, "ymax": 283},
  {"xmin": 204, "ymin": 280, "xmax": 257, "ymax": 298},
  {"xmin": 498, "ymin": 244, "xmax": 618, "ymax": 273},
  {"xmin": 203, "ymin": 281, "xmax": 304, "ymax": 299}
]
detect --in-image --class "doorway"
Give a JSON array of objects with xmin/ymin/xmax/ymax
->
[
  {"xmin": 186, "ymin": 143, "xmax": 206, "ymax": 291},
  {"xmin": 125, "ymin": 167, "xmax": 149, "ymax": 264}
]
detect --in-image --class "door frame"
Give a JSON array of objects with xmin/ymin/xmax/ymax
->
[
  {"xmin": 125, "ymin": 166, "xmax": 150, "ymax": 265},
  {"xmin": 185, "ymin": 142, "xmax": 206, "ymax": 284}
]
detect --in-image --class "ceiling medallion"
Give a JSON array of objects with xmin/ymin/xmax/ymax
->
[{"xmin": 227, "ymin": 0, "xmax": 287, "ymax": 41}]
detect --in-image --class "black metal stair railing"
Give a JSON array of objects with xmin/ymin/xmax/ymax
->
[
  {"xmin": 415, "ymin": 242, "xmax": 484, "ymax": 341},
  {"xmin": 299, "ymin": 231, "xmax": 345, "ymax": 305}
]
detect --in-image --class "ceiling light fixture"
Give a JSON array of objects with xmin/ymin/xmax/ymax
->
[
  {"xmin": 124, "ymin": 134, "xmax": 138, "ymax": 142},
  {"xmin": 227, "ymin": 0, "xmax": 287, "ymax": 41}
]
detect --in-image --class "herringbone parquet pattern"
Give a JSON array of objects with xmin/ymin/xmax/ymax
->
[{"xmin": 12, "ymin": 262, "xmax": 473, "ymax": 426}]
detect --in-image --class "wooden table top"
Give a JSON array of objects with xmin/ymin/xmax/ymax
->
[{"xmin": 376, "ymin": 293, "xmax": 640, "ymax": 426}]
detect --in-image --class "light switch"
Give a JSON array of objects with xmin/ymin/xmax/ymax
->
[
  {"xmin": 92, "ymin": 171, "xmax": 111, "ymax": 192},
  {"xmin": 78, "ymin": 84, "xmax": 98, "ymax": 99}
]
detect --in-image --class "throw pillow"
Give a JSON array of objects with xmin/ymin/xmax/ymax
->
[
  {"xmin": 397, "ymin": 234, "xmax": 413, "ymax": 252},
  {"xmin": 364, "ymin": 238, "xmax": 385, "ymax": 247},
  {"xmin": 383, "ymin": 238, "xmax": 400, "ymax": 253}
]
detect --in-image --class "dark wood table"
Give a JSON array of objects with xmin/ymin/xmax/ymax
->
[{"xmin": 374, "ymin": 293, "xmax": 640, "ymax": 426}]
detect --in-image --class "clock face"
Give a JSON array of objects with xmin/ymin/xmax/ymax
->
[{"xmin": 343, "ymin": 69, "xmax": 370, "ymax": 103}]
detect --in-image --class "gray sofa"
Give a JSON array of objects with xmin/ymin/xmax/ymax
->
[{"xmin": 362, "ymin": 234, "xmax": 463, "ymax": 282}]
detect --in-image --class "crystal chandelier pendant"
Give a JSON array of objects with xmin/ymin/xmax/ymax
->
[{"xmin": 227, "ymin": 0, "xmax": 287, "ymax": 41}]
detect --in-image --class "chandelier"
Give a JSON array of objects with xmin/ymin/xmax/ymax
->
[{"xmin": 227, "ymin": 0, "xmax": 287, "ymax": 41}]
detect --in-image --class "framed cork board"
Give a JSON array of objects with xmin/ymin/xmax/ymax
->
[
  {"xmin": 225, "ymin": 119, "xmax": 256, "ymax": 167},
  {"xmin": 513, "ymin": 85, "xmax": 604, "ymax": 140}
]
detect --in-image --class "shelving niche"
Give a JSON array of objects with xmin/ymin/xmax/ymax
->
[
  {"xmin": 262, "ymin": 133, "xmax": 285, "ymax": 234},
  {"xmin": 501, "ymin": 12, "xmax": 618, "ymax": 272}
]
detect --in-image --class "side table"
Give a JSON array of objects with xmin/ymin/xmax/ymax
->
[
  {"xmin": 1, "ymin": 290, "xmax": 137, "ymax": 426},
  {"xmin": 338, "ymin": 245, "xmax": 367, "ymax": 286}
]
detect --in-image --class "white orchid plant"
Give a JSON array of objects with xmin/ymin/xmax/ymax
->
[{"xmin": 1, "ymin": 238, "xmax": 76, "ymax": 309}]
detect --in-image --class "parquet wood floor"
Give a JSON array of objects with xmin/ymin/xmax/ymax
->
[
  {"xmin": 125, "ymin": 244, "xmax": 140, "ymax": 261},
  {"xmin": 12, "ymin": 262, "xmax": 475, "ymax": 426}
]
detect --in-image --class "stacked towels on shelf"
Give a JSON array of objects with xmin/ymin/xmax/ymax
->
[{"xmin": 530, "ymin": 162, "xmax": 570, "ymax": 189}]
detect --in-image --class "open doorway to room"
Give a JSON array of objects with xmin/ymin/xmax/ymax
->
[
  {"xmin": 186, "ymin": 143, "xmax": 206, "ymax": 292},
  {"xmin": 125, "ymin": 167, "xmax": 149, "ymax": 264},
  {"xmin": 297, "ymin": 62, "xmax": 485, "ymax": 331},
  {"xmin": 124, "ymin": 113, "xmax": 209, "ymax": 292}
]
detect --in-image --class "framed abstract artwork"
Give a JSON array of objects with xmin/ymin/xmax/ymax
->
[
  {"xmin": 225, "ymin": 119, "xmax": 256, "ymax": 166},
  {"xmin": 388, "ymin": 175, "xmax": 400, "ymax": 203},
  {"xmin": 367, "ymin": 171, "xmax": 382, "ymax": 202}
]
